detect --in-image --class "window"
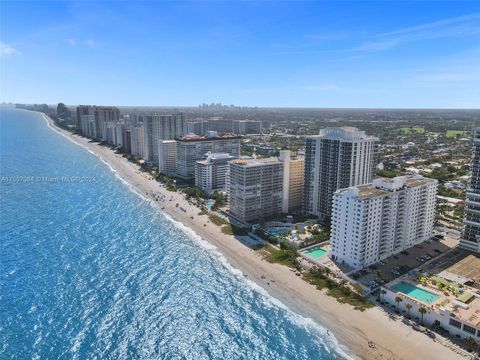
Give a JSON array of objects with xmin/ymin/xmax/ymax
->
[
  {"xmin": 463, "ymin": 324, "xmax": 476, "ymax": 335},
  {"xmin": 449, "ymin": 318, "xmax": 462, "ymax": 329}
]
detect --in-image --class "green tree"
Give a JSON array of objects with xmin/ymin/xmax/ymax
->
[
  {"xmin": 418, "ymin": 307, "xmax": 427, "ymax": 325},
  {"xmin": 395, "ymin": 296, "xmax": 403, "ymax": 311},
  {"xmin": 465, "ymin": 337, "xmax": 477, "ymax": 352},
  {"xmin": 405, "ymin": 303, "xmax": 412, "ymax": 318},
  {"xmin": 380, "ymin": 289, "xmax": 387, "ymax": 302}
]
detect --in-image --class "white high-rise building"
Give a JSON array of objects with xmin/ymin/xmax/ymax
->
[
  {"xmin": 186, "ymin": 120, "xmax": 208, "ymax": 136},
  {"xmin": 95, "ymin": 106, "xmax": 120, "ymax": 142},
  {"xmin": 279, "ymin": 150, "xmax": 304, "ymax": 213},
  {"xmin": 228, "ymin": 158, "xmax": 283, "ymax": 223},
  {"xmin": 232, "ymin": 120, "xmax": 262, "ymax": 135},
  {"xmin": 330, "ymin": 176, "xmax": 437, "ymax": 270},
  {"xmin": 304, "ymin": 127, "xmax": 378, "ymax": 221},
  {"xmin": 76, "ymin": 105, "xmax": 120, "ymax": 141},
  {"xmin": 143, "ymin": 114, "xmax": 185, "ymax": 164},
  {"xmin": 460, "ymin": 128, "xmax": 480, "ymax": 252},
  {"xmin": 158, "ymin": 140, "xmax": 177, "ymax": 176},
  {"xmin": 195, "ymin": 153, "xmax": 236, "ymax": 191},
  {"xmin": 175, "ymin": 132, "xmax": 241, "ymax": 180},
  {"xmin": 77, "ymin": 105, "xmax": 96, "ymax": 138},
  {"xmin": 130, "ymin": 124, "xmax": 145, "ymax": 159}
]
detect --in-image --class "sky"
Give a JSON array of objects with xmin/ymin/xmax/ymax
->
[{"xmin": 1, "ymin": 1, "xmax": 479, "ymax": 108}]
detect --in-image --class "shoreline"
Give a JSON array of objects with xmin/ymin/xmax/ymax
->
[{"xmin": 43, "ymin": 114, "xmax": 461, "ymax": 360}]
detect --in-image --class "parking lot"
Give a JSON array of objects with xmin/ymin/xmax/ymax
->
[{"xmin": 352, "ymin": 235, "xmax": 458, "ymax": 289}]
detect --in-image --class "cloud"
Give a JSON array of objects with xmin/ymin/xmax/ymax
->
[
  {"xmin": 84, "ymin": 39, "xmax": 95, "ymax": 48},
  {"xmin": 0, "ymin": 42, "xmax": 21, "ymax": 57},
  {"xmin": 67, "ymin": 38, "xmax": 75, "ymax": 46},
  {"xmin": 355, "ymin": 12, "xmax": 480, "ymax": 52}
]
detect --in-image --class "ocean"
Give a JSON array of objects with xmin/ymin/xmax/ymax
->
[{"xmin": 0, "ymin": 108, "xmax": 346, "ymax": 359}]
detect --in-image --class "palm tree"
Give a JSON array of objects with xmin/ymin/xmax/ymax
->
[
  {"xmin": 465, "ymin": 337, "xmax": 477, "ymax": 352},
  {"xmin": 380, "ymin": 289, "xmax": 387, "ymax": 302},
  {"xmin": 405, "ymin": 303, "xmax": 413, "ymax": 318},
  {"xmin": 418, "ymin": 307, "xmax": 427, "ymax": 325},
  {"xmin": 395, "ymin": 296, "xmax": 403, "ymax": 311}
]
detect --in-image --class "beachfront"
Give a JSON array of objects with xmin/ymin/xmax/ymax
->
[{"xmin": 45, "ymin": 114, "xmax": 461, "ymax": 360}]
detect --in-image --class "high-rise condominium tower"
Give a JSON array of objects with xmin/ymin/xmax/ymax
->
[
  {"xmin": 304, "ymin": 127, "xmax": 378, "ymax": 221},
  {"xmin": 460, "ymin": 128, "xmax": 480, "ymax": 252},
  {"xmin": 143, "ymin": 114, "xmax": 185, "ymax": 164}
]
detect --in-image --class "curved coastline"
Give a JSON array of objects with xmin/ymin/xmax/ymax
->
[{"xmin": 41, "ymin": 112, "xmax": 460, "ymax": 360}]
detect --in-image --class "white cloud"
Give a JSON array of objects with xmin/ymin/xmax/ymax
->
[
  {"xmin": 355, "ymin": 12, "xmax": 480, "ymax": 53},
  {"xmin": 67, "ymin": 38, "xmax": 75, "ymax": 46},
  {"xmin": 84, "ymin": 39, "xmax": 95, "ymax": 48},
  {"xmin": 1, "ymin": 42, "xmax": 21, "ymax": 57}
]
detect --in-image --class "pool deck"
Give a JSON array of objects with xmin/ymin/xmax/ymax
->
[{"xmin": 388, "ymin": 278, "xmax": 442, "ymax": 306}]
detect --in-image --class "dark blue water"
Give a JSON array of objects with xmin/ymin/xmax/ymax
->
[{"xmin": 0, "ymin": 108, "xmax": 347, "ymax": 359}]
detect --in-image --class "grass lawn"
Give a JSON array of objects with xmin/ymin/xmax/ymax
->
[
  {"xmin": 221, "ymin": 224, "xmax": 249, "ymax": 236},
  {"xmin": 446, "ymin": 130, "xmax": 468, "ymax": 137},
  {"xmin": 398, "ymin": 127, "xmax": 425, "ymax": 134},
  {"xmin": 208, "ymin": 213, "xmax": 229, "ymax": 226}
]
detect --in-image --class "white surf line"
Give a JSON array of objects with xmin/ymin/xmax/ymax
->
[{"xmin": 41, "ymin": 112, "xmax": 354, "ymax": 360}]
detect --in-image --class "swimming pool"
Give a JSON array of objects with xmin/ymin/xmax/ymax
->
[
  {"xmin": 266, "ymin": 227, "xmax": 291, "ymax": 236},
  {"xmin": 304, "ymin": 248, "xmax": 328, "ymax": 260},
  {"xmin": 391, "ymin": 281, "xmax": 440, "ymax": 304}
]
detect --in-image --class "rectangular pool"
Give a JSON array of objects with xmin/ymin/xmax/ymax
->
[
  {"xmin": 266, "ymin": 227, "xmax": 290, "ymax": 236},
  {"xmin": 304, "ymin": 248, "xmax": 327, "ymax": 260},
  {"xmin": 391, "ymin": 281, "xmax": 439, "ymax": 304}
]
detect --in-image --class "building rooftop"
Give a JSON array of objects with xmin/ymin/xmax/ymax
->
[
  {"xmin": 176, "ymin": 132, "xmax": 241, "ymax": 142},
  {"xmin": 338, "ymin": 175, "xmax": 437, "ymax": 199},
  {"xmin": 306, "ymin": 126, "xmax": 379, "ymax": 141},
  {"xmin": 196, "ymin": 153, "xmax": 236, "ymax": 164},
  {"xmin": 230, "ymin": 157, "xmax": 281, "ymax": 167}
]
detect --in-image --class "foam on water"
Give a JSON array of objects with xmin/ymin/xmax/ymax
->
[{"xmin": 1, "ymin": 108, "xmax": 350, "ymax": 360}]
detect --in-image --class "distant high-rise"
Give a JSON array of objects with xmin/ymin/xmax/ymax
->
[
  {"xmin": 143, "ymin": 114, "xmax": 185, "ymax": 164},
  {"xmin": 460, "ymin": 128, "xmax": 480, "ymax": 252},
  {"xmin": 76, "ymin": 105, "xmax": 120, "ymax": 141},
  {"xmin": 186, "ymin": 120, "xmax": 208, "ymax": 136},
  {"xmin": 304, "ymin": 127, "xmax": 378, "ymax": 221},
  {"xmin": 175, "ymin": 132, "xmax": 241, "ymax": 180},
  {"xmin": 158, "ymin": 140, "xmax": 177, "ymax": 176},
  {"xmin": 130, "ymin": 124, "xmax": 145, "ymax": 159},
  {"xmin": 76, "ymin": 105, "xmax": 96, "ymax": 138},
  {"xmin": 123, "ymin": 128, "xmax": 132, "ymax": 154},
  {"xmin": 207, "ymin": 118, "xmax": 234, "ymax": 133},
  {"xmin": 228, "ymin": 158, "xmax": 283, "ymax": 222},
  {"xmin": 56, "ymin": 103, "xmax": 70, "ymax": 119},
  {"xmin": 94, "ymin": 106, "xmax": 120, "ymax": 141},
  {"xmin": 232, "ymin": 120, "xmax": 262, "ymax": 135}
]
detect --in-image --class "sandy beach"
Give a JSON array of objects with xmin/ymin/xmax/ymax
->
[{"xmin": 44, "ymin": 115, "xmax": 462, "ymax": 360}]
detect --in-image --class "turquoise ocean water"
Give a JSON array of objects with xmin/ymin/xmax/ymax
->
[{"xmin": 0, "ymin": 108, "xmax": 347, "ymax": 359}]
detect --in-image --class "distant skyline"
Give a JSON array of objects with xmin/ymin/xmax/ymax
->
[{"xmin": 1, "ymin": 1, "xmax": 479, "ymax": 109}]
